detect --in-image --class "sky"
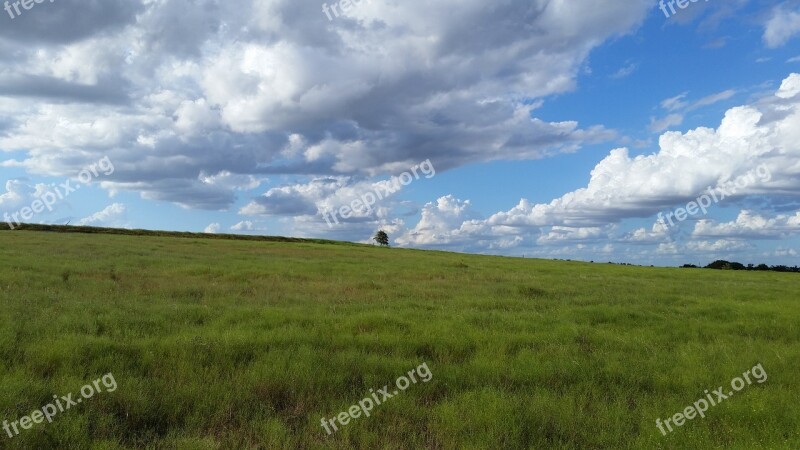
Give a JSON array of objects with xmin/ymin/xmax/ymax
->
[{"xmin": 1, "ymin": 0, "xmax": 799, "ymax": 266}]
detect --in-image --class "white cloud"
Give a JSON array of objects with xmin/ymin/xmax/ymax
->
[
  {"xmin": 764, "ymin": 4, "xmax": 800, "ymax": 48},
  {"xmin": 204, "ymin": 223, "xmax": 221, "ymax": 234},
  {"xmin": 660, "ymin": 90, "xmax": 736, "ymax": 113},
  {"xmin": 396, "ymin": 195, "xmax": 484, "ymax": 248},
  {"xmin": 0, "ymin": 180, "xmax": 58, "ymax": 217},
  {"xmin": 777, "ymin": 73, "xmax": 800, "ymax": 98},
  {"xmin": 621, "ymin": 221, "xmax": 672, "ymax": 244},
  {"xmin": 174, "ymin": 99, "xmax": 221, "ymax": 136},
  {"xmin": 649, "ymin": 113, "xmax": 684, "ymax": 133},
  {"xmin": 687, "ymin": 89, "xmax": 736, "ymax": 111},
  {"xmin": 685, "ymin": 239, "xmax": 753, "ymax": 253},
  {"xmin": 656, "ymin": 242, "xmax": 679, "ymax": 255},
  {"xmin": 484, "ymin": 75, "xmax": 800, "ymax": 229},
  {"xmin": 77, "ymin": 203, "xmax": 127, "ymax": 227},
  {"xmin": 0, "ymin": 180, "xmax": 37, "ymax": 211},
  {"xmin": 537, "ymin": 226, "xmax": 607, "ymax": 245},
  {"xmin": 693, "ymin": 210, "xmax": 800, "ymax": 239},
  {"xmin": 239, "ymin": 169, "xmax": 431, "ymax": 225},
  {"xmin": 650, "ymin": 89, "xmax": 736, "ymax": 133},
  {"xmin": 661, "ymin": 93, "xmax": 689, "ymax": 111},
  {"xmin": 230, "ymin": 220, "xmax": 268, "ymax": 233},
  {"xmin": 611, "ymin": 62, "xmax": 638, "ymax": 79},
  {"xmin": 0, "ymin": 0, "xmax": 651, "ymax": 209},
  {"xmin": 388, "ymin": 73, "xmax": 800, "ymax": 254},
  {"xmin": 199, "ymin": 171, "xmax": 262, "ymax": 191},
  {"xmin": 231, "ymin": 221, "xmax": 255, "ymax": 231}
]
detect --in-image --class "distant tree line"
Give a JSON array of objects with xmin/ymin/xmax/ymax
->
[{"xmin": 682, "ymin": 260, "xmax": 800, "ymax": 273}]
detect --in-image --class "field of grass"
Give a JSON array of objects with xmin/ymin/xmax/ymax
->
[{"xmin": 0, "ymin": 229, "xmax": 798, "ymax": 449}]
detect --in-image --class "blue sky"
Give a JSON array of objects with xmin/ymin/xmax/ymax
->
[{"xmin": 1, "ymin": 0, "xmax": 799, "ymax": 266}]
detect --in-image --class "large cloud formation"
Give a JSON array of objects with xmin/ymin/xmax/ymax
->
[
  {"xmin": 397, "ymin": 74, "xmax": 800, "ymax": 255},
  {"xmin": 0, "ymin": 0, "xmax": 651, "ymax": 210}
]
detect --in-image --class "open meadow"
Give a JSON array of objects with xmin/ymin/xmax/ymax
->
[{"xmin": 0, "ymin": 229, "xmax": 798, "ymax": 449}]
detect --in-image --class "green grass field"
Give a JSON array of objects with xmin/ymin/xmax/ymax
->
[{"xmin": 0, "ymin": 229, "xmax": 798, "ymax": 449}]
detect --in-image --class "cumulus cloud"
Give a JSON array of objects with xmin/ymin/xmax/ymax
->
[
  {"xmin": 774, "ymin": 247, "xmax": 799, "ymax": 256},
  {"xmin": 229, "ymin": 220, "xmax": 269, "ymax": 233},
  {"xmin": 485, "ymin": 75, "xmax": 800, "ymax": 229},
  {"xmin": 230, "ymin": 221, "xmax": 256, "ymax": 231},
  {"xmin": 204, "ymin": 223, "xmax": 221, "ymax": 234},
  {"xmin": 0, "ymin": 179, "xmax": 61, "ymax": 219},
  {"xmin": 3, "ymin": 0, "xmax": 797, "ymax": 265},
  {"xmin": 693, "ymin": 210, "xmax": 800, "ymax": 239},
  {"xmin": 685, "ymin": 239, "xmax": 754, "ymax": 253},
  {"xmin": 240, "ymin": 163, "xmax": 437, "ymax": 228},
  {"xmin": 0, "ymin": 0, "xmax": 142, "ymax": 44},
  {"xmin": 657, "ymin": 242, "xmax": 679, "ymax": 255},
  {"xmin": 621, "ymin": 221, "xmax": 672, "ymax": 244},
  {"xmin": 198, "ymin": 171, "xmax": 262, "ymax": 191},
  {"xmin": 76, "ymin": 203, "xmax": 127, "ymax": 227},
  {"xmin": 391, "ymin": 73, "xmax": 800, "ymax": 254},
  {"xmin": 396, "ymin": 196, "xmax": 485, "ymax": 248},
  {"xmin": 537, "ymin": 226, "xmax": 608, "ymax": 245},
  {"xmin": 763, "ymin": 4, "xmax": 800, "ymax": 47},
  {"xmin": 0, "ymin": 179, "xmax": 38, "ymax": 211},
  {"xmin": 0, "ymin": 0, "xmax": 651, "ymax": 210},
  {"xmin": 240, "ymin": 178, "xmax": 346, "ymax": 217}
]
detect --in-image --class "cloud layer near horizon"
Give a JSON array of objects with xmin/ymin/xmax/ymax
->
[{"xmin": 395, "ymin": 74, "xmax": 800, "ymax": 256}]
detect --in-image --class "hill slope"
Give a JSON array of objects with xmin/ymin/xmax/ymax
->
[{"xmin": 0, "ymin": 230, "xmax": 798, "ymax": 448}]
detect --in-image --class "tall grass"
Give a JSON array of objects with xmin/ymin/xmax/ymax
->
[{"xmin": 0, "ymin": 230, "xmax": 798, "ymax": 448}]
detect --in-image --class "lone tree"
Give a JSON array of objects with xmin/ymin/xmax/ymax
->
[{"xmin": 373, "ymin": 230, "xmax": 390, "ymax": 247}]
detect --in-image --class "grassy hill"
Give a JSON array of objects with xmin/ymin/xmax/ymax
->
[{"xmin": 0, "ymin": 229, "xmax": 798, "ymax": 448}]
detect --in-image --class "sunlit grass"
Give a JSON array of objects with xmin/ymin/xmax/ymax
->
[{"xmin": 0, "ymin": 230, "xmax": 798, "ymax": 448}]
